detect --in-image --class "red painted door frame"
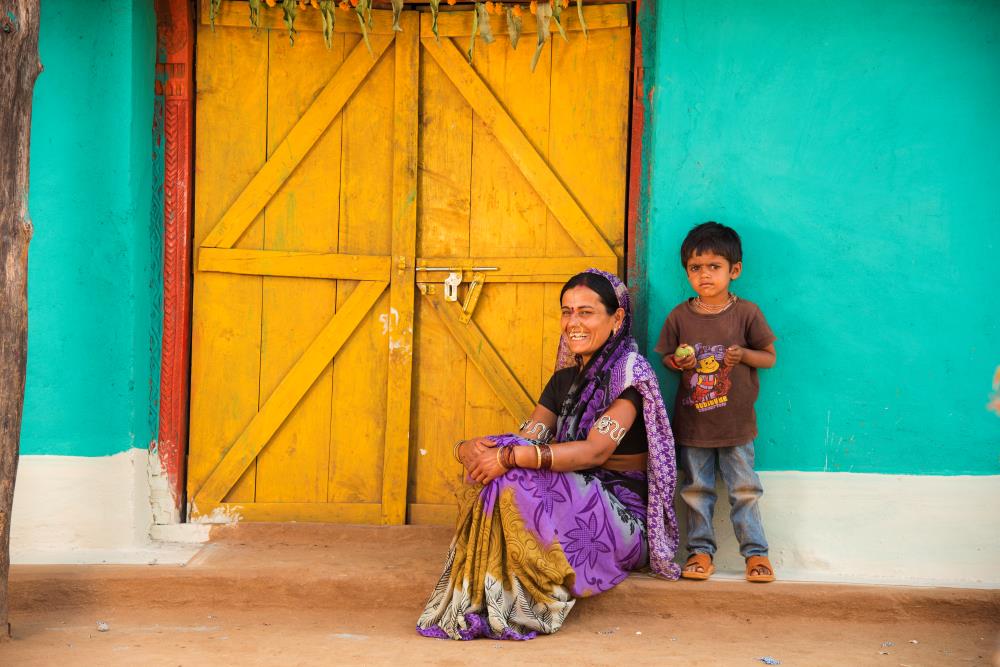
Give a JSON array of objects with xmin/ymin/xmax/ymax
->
[
  {"xmin": 150, "ymin": 0, "xmax": 652, "ymax": 519},
  {"xmin": 153, "ymin": 0, "xmax": 195, "ymax": 517}
]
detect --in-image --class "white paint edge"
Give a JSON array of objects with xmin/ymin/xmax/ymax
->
[
  {"xmin": 674, "ymin": 471, "xmax": 1000, "ymax": 588},
  {"xmin": 11, "ymin": 452, "xmax": 999, "ymax": 585},
  {"xmin": 150, "ymin": 523, "xmax": 212, "ymax": 544},
  {"xmin": 11, "ymin": 450, "xmax": 199, "ymax": 565}
]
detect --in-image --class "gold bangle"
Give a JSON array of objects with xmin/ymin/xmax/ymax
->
[
  {"xmin": 534, "ymin": 444, "xmax": 542, "ymax": 470},
  {"xmin": 496, "ymin": 447, "xmax": 508, "ymax": 470},
  {"xmin": 453, "ymin": 439, "xmax": 464, "ymax": 463}
]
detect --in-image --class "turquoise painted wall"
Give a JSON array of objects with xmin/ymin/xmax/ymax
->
[
  {"xmin": 642, "ymin": 0, "xmax": 1000, "ymax": 474},
  {"xmin": 22, "ymin": 1, "xmax": 157, "ymax": 457}
]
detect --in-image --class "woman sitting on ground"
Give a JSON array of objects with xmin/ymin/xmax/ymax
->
[{"xmin": 417, "ymin": 269, "xmax": 681, "ymax": 641}]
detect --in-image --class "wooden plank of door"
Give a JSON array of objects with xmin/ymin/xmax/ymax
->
[
  {"xmin": 381, "ymin": 12, "xmax": 420, "ymax": 525},
  {"xmin": 188, "ymin": 22, "xmax": 268, "ymax": 507},
  {"xmin": 421, "ymin": 290, "xmax": 535, "ymax": 422},
  {"xmin": 192, "ymin": 502, "xmax": 382, "ymax": 524},
  {"xmin": 200, "ymin": 34, "xmax": 394, "ymax": 250},
  {"xmin": 198, "ymin": 248, "xmax": 391, "ymax": 281},
  {"xmin": 420, "ymin": 38, "xmax": 616, "ymax": 260},
  {"xmin": 414, "ymin": 256, "xmax": 616, "ymax": 278},
  {"xmin": 193, "ymin": 280, "xmax": 389, "ymax": 506}
]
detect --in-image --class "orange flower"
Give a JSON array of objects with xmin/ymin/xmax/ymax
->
[
  {"xmin": 494, "ymin": 1, "xmax": 503, "ymax": 14},
  {"xmin": 529, "ymin": 0, "xmax": 537, "ymax": 14},
  {"xmin": 298, "ymin": 0, "xmax": 307, "ymax": 8},
  {"xmin": 485, "ymin": 1, "xmax": 495, "ymax": 12},
  {"xmin": 265, "ymin": 0, "xmax": 276, "ymax": 7},
  {"xmin": 350, "ymin": 0, "xmax": 359, "ymax": 6},
  {"xmin": 512, "ymin": 4, "xmax": 523, "ymax": 16},
  {"xmin": 560, "ymin": 0, "xmax": 569, "ymax": 8},
  {"xmin": 447, "ymin": 0, "xmax": 457, "ymax": 5},
  {"xmin": 339, "ymin": 0, "xmax": 350, "ymax": 8},
  {"xmin": 311, "ymin": 0, "xmax": 320, "ymax": 7}
]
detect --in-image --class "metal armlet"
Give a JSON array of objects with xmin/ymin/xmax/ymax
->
[
  {"xmin": 518, "ymin": 419, "xmax": 553, "ymax": 444},
  {"xmin": 594, "ymin": 415, "xmax": 627, "ymax": 444}
]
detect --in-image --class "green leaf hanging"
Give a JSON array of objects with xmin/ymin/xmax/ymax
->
[
  {"xmin": 531, "ymin": 2, "xmax": 551, "ymax": 72},
  {"xmin": 551, "ymin": 0, "xmax": 568, "ymax": 42},
  {"xmin": 429, "ymin": 0, "xmax": 441, "ymax": 42},
  {"xmin": 575, "ymin": 0, "xmax": 587, "ymax": 38},
  {"xmin": 505, "ymin": 6, "xmax": 523, "ymax": 50},
  {"xmin": 248, "ymin": 0, "xmax": 263, "ymax": 30},
  {"xmin": 477, "ymin": 2, "xmax": 495, "ymax": 45},
  {"xmin": 281, "ymin": 0, "xmax": 299, "ymax": 45},
  {"xmin": 210, "ymin": 0, "xmax": 223, "ymax": 31},
  {"xmin": 319, "ymin": 0, "xmax": 337, "ymax": 48},
  {"xmin": 356, "ymin": 0, "xmax": 374, "ymax": 56},
  {"xmin": 468, "ymin": 2, "xmax": 480, "ymax": 64},
  {"xmin": 391, "ymin": 0, "xmax": 404, "ymax": 32}
]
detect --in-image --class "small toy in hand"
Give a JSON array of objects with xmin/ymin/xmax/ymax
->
[{"xmin": 674, "ymin": 344, "xmax": 695, "ymax": 359}]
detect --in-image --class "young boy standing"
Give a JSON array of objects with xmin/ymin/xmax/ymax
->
[{"xmin": 654, "ymin": 222, "xmax": 778, "ymax": 582}]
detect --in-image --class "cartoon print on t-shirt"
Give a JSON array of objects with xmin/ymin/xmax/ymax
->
[{"xmin": 682, "ymin": 344, "xmax": 733, "ymax": 412}]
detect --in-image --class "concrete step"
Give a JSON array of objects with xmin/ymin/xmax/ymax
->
[{"xmin": 11, "ymin": 523, "xmax": 999, "ymax": 624}]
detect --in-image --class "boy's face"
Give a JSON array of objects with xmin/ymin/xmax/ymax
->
[{"xmin": 685, "ymin": 251, "xmax": 742, "ymax": 302}]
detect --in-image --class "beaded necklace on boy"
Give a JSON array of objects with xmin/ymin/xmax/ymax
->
[{"xmin": 693, "ymin": 293, "xmax": 737, "ymax": 313}]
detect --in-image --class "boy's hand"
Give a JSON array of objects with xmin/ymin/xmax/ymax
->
[
  {"xmin": 724, "ymin": 345, "xmax": 745, "ymax": 367},
  {"xmin": 673, "ymin": 352, "xmax": 697, "ymax": 371}
]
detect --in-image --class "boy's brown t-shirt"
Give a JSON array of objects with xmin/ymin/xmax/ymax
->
[{"xmin": 653, "ymin": 298, "xmax": 776, "ymax": 447}]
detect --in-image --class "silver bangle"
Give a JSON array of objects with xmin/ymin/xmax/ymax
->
[
  {"xmin": 594, "ymin": 415, "xmax": 627, "ymax": 444},
  {"xmin": 519, "ymin": 419, "xmax": 553, "ymax": 443}
]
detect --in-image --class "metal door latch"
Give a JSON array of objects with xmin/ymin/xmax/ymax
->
[
  {"xmin": 459, "ymin": 272, "xmax": 486, "ymax": 324},
  {"xmin": 443, "ymin": 272, "xmax": 463, "ymax": 302}
]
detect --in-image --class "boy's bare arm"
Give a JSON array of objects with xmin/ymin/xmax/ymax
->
[{"xmin": 724, "ymin": 343, "xmax": 776, "ymax": 369}]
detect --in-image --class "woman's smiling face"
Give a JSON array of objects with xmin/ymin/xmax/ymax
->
[{"xmin": 560, "ymin": 285, "xmax": 624, "ymax": 366}]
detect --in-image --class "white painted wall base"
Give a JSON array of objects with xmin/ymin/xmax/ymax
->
[
  {"xmin": 10, "ymin": 452, "xmax": 998, "ymax": 585},
  {"xmin": 676, "ymin": 472, "xmax": 1000, "ymax": 587},
  {"xmin": 10, "ymin": 450, "xmax": 198, "ymax": 565}
]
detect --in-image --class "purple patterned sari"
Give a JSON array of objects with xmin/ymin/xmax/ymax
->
[{"xmin": 417, "ymin": 270, "xmax": 680, "ymax": 640}]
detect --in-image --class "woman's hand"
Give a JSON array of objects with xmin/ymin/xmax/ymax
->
[
  {"xmin": 457, "ymin": 437, "xmax": 496, "ymax": 472},
  {"xmin": 467, "ymin": 445, "xmax": 510, "ymax": 485}
]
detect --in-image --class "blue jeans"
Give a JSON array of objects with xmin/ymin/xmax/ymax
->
[{"xmin": 677, "ymin": 443, "xmax": 768, "ymax": 558}]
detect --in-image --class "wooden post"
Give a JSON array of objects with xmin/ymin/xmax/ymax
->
[{"xmin": 0, "ymin": 0, "xmax": 40, "ymax": 641}]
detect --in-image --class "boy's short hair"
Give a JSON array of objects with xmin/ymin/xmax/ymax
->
[{"xmin": 680, "ymin": 221, "xmax": 742, "ymax": 267}]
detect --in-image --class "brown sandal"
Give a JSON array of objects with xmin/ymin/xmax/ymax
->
[
  {"xmin": 681, "ymin": 553, "xmax": 714, "ymax": 580},
  {"xmin": 745, "ymin": 555, "xmax": 776, "ymax": 583}
]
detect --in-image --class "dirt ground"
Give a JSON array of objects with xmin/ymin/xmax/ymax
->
[{"xmin": 3, "ymin": 524, "xmax": 998, "ymax": 666}]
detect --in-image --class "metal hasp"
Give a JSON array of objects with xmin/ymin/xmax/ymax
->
[
  {"xmin": 443, "ymin": 272, "xmax": 463, "ymax": 302},
  {"xmin": 459, "ymin": 272, "xmax": 486, "ymax": 324}
]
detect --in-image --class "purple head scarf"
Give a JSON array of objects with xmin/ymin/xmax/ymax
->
[{"xmin": 553, "ymin": 268, "xmax": 681, "ymax": 579}]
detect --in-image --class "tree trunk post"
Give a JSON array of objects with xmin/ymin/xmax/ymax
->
[{"xmin": 0, "ymin": 0, "xmax": 40, "ymax": 641}]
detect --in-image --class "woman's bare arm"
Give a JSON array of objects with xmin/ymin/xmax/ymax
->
[{"xmin": 467, "ymin": 398, "xmax": 639, "ymax": 483}]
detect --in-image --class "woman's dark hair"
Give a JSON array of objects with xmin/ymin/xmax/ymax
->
[
  {"xmin": 560, "ymin": 272, "xmax": 619, "ymax": 314},
  {"xmin": 680, "ymin": 221, "xmax": 742, "ymax": 267}
]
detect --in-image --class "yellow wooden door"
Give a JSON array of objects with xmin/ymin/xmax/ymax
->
[
  {"xmin": 188, "ymin": 2, "xmax": 631, "ymax": 525},
  {"xmin": 188, "ymin": 4, "xmax": 418, "ymax": 524},
  {"xmin": 408, "ymin": 6, "xmax": 631, "ymax": 525}
]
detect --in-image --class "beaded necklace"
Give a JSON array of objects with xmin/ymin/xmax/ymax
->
[{"xmin": 693, "ymin": 293, "xmax": 737, "ymax": 314}]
